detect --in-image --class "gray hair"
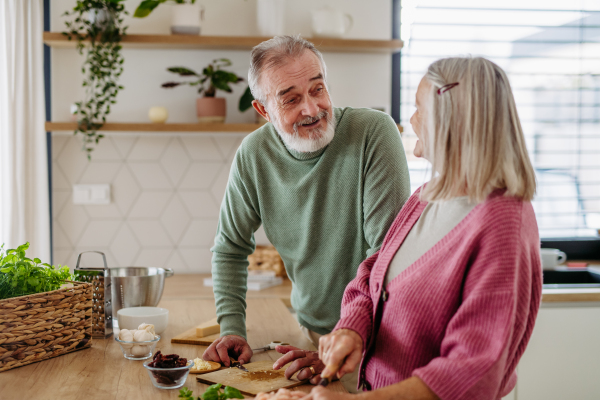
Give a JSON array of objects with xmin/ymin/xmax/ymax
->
[{"xmin": 248, "ymin": 35, "xmax": 328, "ymax": 105}]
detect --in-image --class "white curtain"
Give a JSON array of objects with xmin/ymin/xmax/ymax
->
[{"xmin": 0, "ymin": 0, "xmax": 50, "ymax": 261}]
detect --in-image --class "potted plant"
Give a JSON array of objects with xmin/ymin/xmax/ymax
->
[
  {"xmin": 0, "ymin": 243, "xmax": 93, "ymax": 372},
  {"xmin": 134, "ymin": 0, "xmax": 204, "ymax": 35},
  {"xmin": 162, "ymin": 59, "xmax": 244, "ymax": 123},
  {"xmin": 62, "ymin": 0, "xmax": 128, "ymax": 158}
]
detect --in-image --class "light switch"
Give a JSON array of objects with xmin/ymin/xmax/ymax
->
[{"xmin": 73, "ymin": 184, "xmax": 111, "ymax": 205}]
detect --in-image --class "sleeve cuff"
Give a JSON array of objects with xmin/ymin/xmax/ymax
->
[
  {"xmin": 218, "ymin": 314, "xmax": 247, "ymax": 340},
  {"xmin": 334, "ymin": 314, "xmax": 372, "ymax": 348}
]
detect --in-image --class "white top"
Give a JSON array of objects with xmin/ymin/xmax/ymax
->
[{"xmin": 384, "ymin": 196, "xmax": 477, "ymax": 286}]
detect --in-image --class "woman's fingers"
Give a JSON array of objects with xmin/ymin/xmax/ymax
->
[
  {"xmin": 285, "ymin": 356, "xmax": 315, "ymax": 379},
  {"xmin": 273, "ymin": 349, "xmax": 307, "ymax": 370},
  {"xmin": 320, "ymin": 330, "xmax": 363, "ymax": 379}
]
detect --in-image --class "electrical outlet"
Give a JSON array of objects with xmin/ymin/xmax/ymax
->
[{"xmin": 73, "ymin": 184, "xmax": 111, "ymax": 205}]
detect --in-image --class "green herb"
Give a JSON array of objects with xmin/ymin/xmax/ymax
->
[
  {"xmin": 178, "ymin": 384, "xmax": 244, "ymax": 400},
  {"xmin": 162, "ymin": 59, "xmax": 244, "ymax": 98},
  {"xmin": 0, "ymin": 243, "xmax": 73, "ymax": 300},
  {"xmin": 62, "ymin": 0, "xmax": 128, "ymax": 158},
  {"xmin": 134, "ymin": 0, "xmax": 197, "ymax": 19}
]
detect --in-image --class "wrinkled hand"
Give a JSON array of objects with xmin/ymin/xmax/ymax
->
[
  {"xmin": 318, "ymin": 329, "xmax": 363, "ymax": 380},
  {"xmin": 273, "ymin": 345, "xmax": 325, "ymax": 384},
  {"xmin": 299, "ymin": 386, "xmax": 354, "ymax": 400},
  {"xmin": 202, "ymin": 334, "xmax": 252, "ymax": 367}
]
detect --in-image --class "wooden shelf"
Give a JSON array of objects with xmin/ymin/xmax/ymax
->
[
  {"xmin": 46, "ymin": 121, "xmax": 403, "ymax": 133},
  {"xmin": 45, "ymin": 121, "xmax": 262, "ymax": 133},
  {"xmin": 43, "ymin": 32, "xmax": 403, "ymax": 53}
]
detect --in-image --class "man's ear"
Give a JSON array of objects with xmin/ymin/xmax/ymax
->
[{"xmin": 252, "ymin": 100, "xmax": 270, "ymax": 122}]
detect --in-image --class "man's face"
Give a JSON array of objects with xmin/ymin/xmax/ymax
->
[{"xmin": 257, "ymin": 51, "xmax": 334, "ymax": 148}]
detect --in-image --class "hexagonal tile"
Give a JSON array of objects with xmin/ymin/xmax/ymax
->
[
  {"xmin": 160, "ymin": 139, "xmax": 191, "ymax": 186},
  {"xmin": 78, "ymin": 162, "xmax": 121, "ymax": 184},
  {"xmin": 163, "ymin": 250, "xmax": 190, "ymax": 273},
  {"xmin": 180, "ymin": 219, "xmax": 219, "ymax": 247},
  {"xmin": 52, "ymin": 190, "xmax": 70, "ymax": 219},
  {"xmin": 210, "ymin": 164, "xmax": 232, "ymax": 205},
  {"xmin": 179, "ymin": 191, "xmax": 220, "ymax": 218},
  {"xmin": 111, "ymin": 136, "xmax": 137, "ymax": 159},
  {"xmin": 89, "ymin": 137, "xmax": 122, "ymax": 161},
  {"xmin": 128, "ymin": 220, "xmax": 172, "ymax": 247},
  {"xmin": 127, "ymin": 136, "xmax": 170, "ymax": 161},
  {"xmin": 53, "ymin": 223, "xmax": 72, "ymax": 248},
  {"xmin": 52, "ymin": 248, "xmax": 73, "ymax": 269},
  {"xmin": 56, "ymin": 136, "xmax": 90, "ymax": 184},
  {"xmin": 134, "ymin": 248, "xmax": 172, "ymax": 268},
  {"xmin": 129, "ymin": 163, "xmax": 173, "ymax": 190},
  {"xmin": 112, "ymin": 165, "xmax": 141, "ymax": 215},
  {"xmin": 180, "ymin": 137, "xmax": 223, "ymax": 161},
  {"xmin": 52, "ymin": 162, "xmax": 71, "ymax": 190},
  {"xmin": 51, "ymin": 135, "xmax": 69, "ymax": 161},
  {"xmin": 57, "ymin": 202, "xmax": 90, "ymax": 246},
  {"xmin": 160, "ymin": 195, "xmax": 191, "ymax": 243},
  {"xmin": 84, "ymin": 203, "xmax": 122, "ymax": 219},
  {"xmin": 179, "ymin": 162, "xmax": 222, "ymax": 190},
  {"xmin": 110, "ymin": 224, "xmax": 141, "ymax": 266},
  {"xmin": 213, "ymin": 136, "xmax": 243, "ymax": 161},
  {"xmin": 129, "ymin": 192, "xmax": 172, "ymax": 219},
  {"xmin": 179, "ymin": 248, "xmax": 213, "ymax": 273},
  {"xmin": 77, "ymin": 220, "xmax": 121, "ymax": 247}
]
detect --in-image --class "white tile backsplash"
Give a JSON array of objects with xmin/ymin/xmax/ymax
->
[
  {"xmin": 129, "ymin": 162, "xmax": 173, "ymax": 190},
  {"xmin": 52, "ymin": 134, "xmax": 238, "ymax": 272}
]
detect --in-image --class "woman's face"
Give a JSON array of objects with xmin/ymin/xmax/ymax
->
[{"xmin": 410, "ymin": 77, "xmax": 431, "ymax": 159}]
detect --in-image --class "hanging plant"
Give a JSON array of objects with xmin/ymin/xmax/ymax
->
[{"xmin": 62, "ymin": 0, "xmax": 128, "ymax": 158}]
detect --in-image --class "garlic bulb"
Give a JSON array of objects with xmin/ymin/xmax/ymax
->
[
  {"xmin": 137, "ymin": 323, "xmax": 156, "ymax": 336},
  {"xmin": 118, "ymin": 329, "xmax": 134, "ymax": 342},
  {"xmin": 133, "ymin": 329, "xmax": 155, "ymax": 342},
  {"xmin": 131, "ymin": 344, "xmax": 149, "ymax": 357}
]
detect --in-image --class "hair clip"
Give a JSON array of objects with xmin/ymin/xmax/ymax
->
[{"xmin": 437, "ymin": 82, "xmax": 459, "ymax": 95}]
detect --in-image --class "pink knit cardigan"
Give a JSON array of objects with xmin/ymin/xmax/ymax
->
[{"xmin": 334, "ymin": 188, "xmax": 542, "ymax": 400}]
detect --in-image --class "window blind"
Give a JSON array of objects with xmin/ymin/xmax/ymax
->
[{"xmin": 400, "ymin": 0, "xmax": 600, "ymax": 238}]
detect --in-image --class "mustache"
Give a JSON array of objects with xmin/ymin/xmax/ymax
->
[{"xmin": 293, "ymin": 109, "xmax": 329, "ymax": 130}]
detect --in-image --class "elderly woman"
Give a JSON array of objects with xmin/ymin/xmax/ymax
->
[{"xmin": 307, "ymin": 57, "xmax": 543, "ymax": 400}]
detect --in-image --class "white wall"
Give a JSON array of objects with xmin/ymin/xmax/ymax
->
[{"xmin": 50, "ymin": 0, "xmax": 394, "ymax": 272}]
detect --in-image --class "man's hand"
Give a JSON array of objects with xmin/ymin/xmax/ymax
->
[
  {"xmin": 202, "ymin": 335, "xmax": 253, "ymax": 367},
  {"xmin": 273, "ymin": 345, "xmax": 325, "ymax": 384},
  {"xmin": 318, "ymin": 329, "xmax": 363, "ymax": 380}
]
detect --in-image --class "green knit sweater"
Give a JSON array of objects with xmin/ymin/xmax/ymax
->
[{"xmin": 211, "ymin": 107, "xmax": 411, "ymax": 338}]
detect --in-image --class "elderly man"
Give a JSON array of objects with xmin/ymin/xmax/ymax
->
[{"xmin": 203, "ymin": 35, "xmax": 410, "ymax": 389}]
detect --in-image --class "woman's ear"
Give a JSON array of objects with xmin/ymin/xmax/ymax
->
[{"xmin": 252, "ymin": 100, "xmax": 270, "ymax": 122}]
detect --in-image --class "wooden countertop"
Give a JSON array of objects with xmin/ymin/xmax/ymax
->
[
  {"xmin": 0, "ymin": 294, "xmax": 345, "ymax": 398},
  {"xmin": 163, "ymin": 273, "xmax": 600, "ymax": 304}
]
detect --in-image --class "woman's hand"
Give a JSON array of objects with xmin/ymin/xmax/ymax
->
[
  {"xmin": 318, "ymin": 329, "xmax": 363, "ymax": 380},
  {"xmin": 273, "ymin": 345, "xmax": 325, "ymax": 384}
]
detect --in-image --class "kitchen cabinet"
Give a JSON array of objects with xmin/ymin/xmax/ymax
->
[{"xmin": 514, "ymin": 303, "xmax": 600, "ymax": 400}]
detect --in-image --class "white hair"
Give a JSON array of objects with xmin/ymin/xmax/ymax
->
[
  {"xmin": 248, "ymin": 35, "xmax": 328, "ymax": 105},
  {"xmin": 270, "ymin": 108, "xmax": 336, "ymax": 153}
]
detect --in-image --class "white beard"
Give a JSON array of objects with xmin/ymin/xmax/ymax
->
[{"xmin": 270, "ymin": 108, "xmax": 336, "ymax": 153}]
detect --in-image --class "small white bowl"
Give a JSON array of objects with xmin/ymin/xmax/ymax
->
[{"xmin": 117, "ymin": 307, "xmax": 169, "ymax": 334}]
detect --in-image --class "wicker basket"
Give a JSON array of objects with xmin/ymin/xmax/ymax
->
[
  {"xmin": 0, "ymin": 281, "xmax": 93, "ymax": 372},
  {"xmin": 248, "ymin": 245, "xmax": 287, "ymax": 278}
]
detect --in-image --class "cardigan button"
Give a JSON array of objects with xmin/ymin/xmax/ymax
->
[{"xmin": 381, "ymin": 289, "xmax": 388, "ymax": 302}]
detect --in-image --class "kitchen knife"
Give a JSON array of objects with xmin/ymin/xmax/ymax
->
[
  {"xmin": 318, "ymin": 359, "xmax": 346, "ymax": 387},
  {"xmin": 229, "ymin": 357, "xmax": 249, "ymax": 372}
]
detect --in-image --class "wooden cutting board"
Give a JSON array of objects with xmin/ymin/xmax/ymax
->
[
  {"xmin": 171, "ymin": 326, "xmax": 250, "ymax": 345},
  {"xmin": 171, "ymin": 325, "xmax": 220, "ymax": 345},
  {"xmin": 195, "ymin": 360, "xmax": 306, "ymax": 396}
]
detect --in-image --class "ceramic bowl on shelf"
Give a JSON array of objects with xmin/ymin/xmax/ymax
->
[
  {"xmin": 117, "ymin": 307, "xmax": 169, "ymax": 334},
  {"xmin": 143, "ymin": 359, "xmax": 194, "ymax": 389},
  {"xmin": 115, "ymin": 335, "xmax": 160, "ymax": 360}
]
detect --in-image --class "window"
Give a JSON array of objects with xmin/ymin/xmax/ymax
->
[{"xmin": 400, "ymin": 0, "xmax": 600, "ymax": 239}]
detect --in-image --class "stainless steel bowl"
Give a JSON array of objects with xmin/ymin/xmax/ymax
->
[{"xmin": 110, "ymin": 267, "xmax": 174, "ymax": 320}]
